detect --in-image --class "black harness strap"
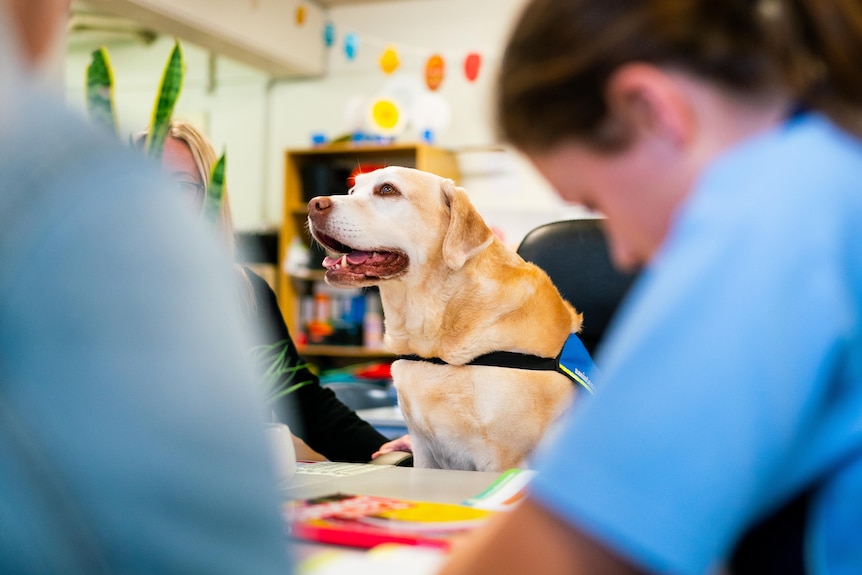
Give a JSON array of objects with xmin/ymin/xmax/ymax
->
[
  {"xmin": 398, "ymin": 351, "xmax": 592, "ymax": 393},
  {"xmin": 399, "ymin": 351, "xmax": 558, "ymax": 370}
]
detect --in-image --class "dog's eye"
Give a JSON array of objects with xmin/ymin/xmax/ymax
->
[
  {"xmin": 347, "ymin": 187, "xmax": 355, "ymax": 195},
  {"xmin": 376, "ymin": 183, "xmax": 400, "ymax": 196}
]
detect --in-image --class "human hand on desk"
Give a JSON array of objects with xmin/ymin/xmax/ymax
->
[{"xmin": 372, "ymin": 434, "xmax": 412, "ymax": 460}]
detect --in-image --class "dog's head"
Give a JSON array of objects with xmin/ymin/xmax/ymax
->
[{"xmin": 307, "ymin": 166, "xmax": 493, "ymax": 288}]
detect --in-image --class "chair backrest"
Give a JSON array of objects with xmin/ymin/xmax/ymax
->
[
  {"xmin": 322, "ymin": 381, "xmax": 395, "ymax": 411},
  {"xmin": 516, "ymin": 219, "xmax": 638, "ymax": 356}
]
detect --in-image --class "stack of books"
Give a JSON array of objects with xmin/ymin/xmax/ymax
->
[{"xmin": 284, "ymin": 468, "xmax": 535, "ymax": 551}]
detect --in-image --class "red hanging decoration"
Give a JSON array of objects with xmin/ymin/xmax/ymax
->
[{"xmin": 463, "ymin": 52, "xmax": 481, "ymax": 82}]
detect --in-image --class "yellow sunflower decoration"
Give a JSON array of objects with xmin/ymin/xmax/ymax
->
[{"xmin": 368, "ymin": 97, "xmax": 406, "ymax": 136}]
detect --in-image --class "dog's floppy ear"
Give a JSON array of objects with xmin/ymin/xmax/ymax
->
[{"xmin": 441, "ymin": 179, "xmax": 493, "ymax": 270}]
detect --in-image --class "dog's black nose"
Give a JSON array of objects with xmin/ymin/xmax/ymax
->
[{"xmin": 308, "ymin": 196, "xmax": 332, "ymax": 214}]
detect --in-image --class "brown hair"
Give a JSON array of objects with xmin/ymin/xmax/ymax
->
[{"xmin": 497, "ymin": 0, "xmax": 862, "ymax": 152}]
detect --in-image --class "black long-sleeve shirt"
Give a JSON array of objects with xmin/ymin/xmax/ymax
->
[{"xmin": 244, "ymin": 268, "xmax": 388, "ymax": 462}]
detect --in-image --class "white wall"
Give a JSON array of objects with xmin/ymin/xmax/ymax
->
[
  {"xmin": 66, "ymin": 35, "xmax": 273, "ymax": 230},
  {"xmin": 65, "ymin": 0, "xmax": 591, "ymax": 246}
]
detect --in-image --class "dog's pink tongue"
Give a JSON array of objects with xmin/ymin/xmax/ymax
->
[
  {"xmin": 346, "ymin": 251, "xmax": 372, "ymax": 264},
  {"xmin": 322, "ymin": 250, "xmax": 372, "ymax": 268}
]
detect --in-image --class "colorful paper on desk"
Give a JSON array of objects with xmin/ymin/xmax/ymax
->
[
  {"xmin": 285, "ymin": 493, "xmax": 493, "ymax": 550},
  {"xmin": 285, "ymin": 469, "xmax": 536, "ymax": 552},
  {"xmin": 463, "ymin": 468, "xmax": 537, "ymax": 511}
]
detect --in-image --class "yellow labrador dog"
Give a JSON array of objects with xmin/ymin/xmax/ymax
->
[{"xmin": 307, "ymin": 166, "xmax": 583, "ymax": 471}]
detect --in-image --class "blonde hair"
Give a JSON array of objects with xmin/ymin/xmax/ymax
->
[
  {"xmin": 135, "ymin": 120, "xmax": 256, "ymax": 315},
  {"xmin": 136, "ymin": 120, "xmax": 236, "ymax": 254}
]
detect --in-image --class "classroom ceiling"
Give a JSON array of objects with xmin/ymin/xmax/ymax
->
[
  {"xmin": 68, "ymin": 0, "xmax": 431, "ymax": 49},
  {"xmin": 67, "ymin": 0, "xmax": 427, "ymax": 74},
  {"xmin": 317, "ymin": 0, "xmax": 422, "ymax": 5}
]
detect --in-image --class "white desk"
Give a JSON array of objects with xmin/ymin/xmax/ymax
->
[
  {"xmin": 282, "ymin": 464, "xmax": 499, "ymax": 504},
  {"xmin": 282, "ymin": 464, "xmax": 502, "ymax": 571}
]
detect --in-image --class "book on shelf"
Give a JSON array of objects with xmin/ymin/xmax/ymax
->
[{"xmin": 283, "ymin": 468, "xmax": 536, "ymax": 550}]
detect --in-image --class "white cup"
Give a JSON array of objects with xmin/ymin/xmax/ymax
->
[{"xmin": 264, "ymin": 422, "xmax": 297, "ymax": 482}]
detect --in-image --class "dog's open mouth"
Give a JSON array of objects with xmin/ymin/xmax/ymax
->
[{"xmin": 315, "ymin": 232, "xmax": 408, "ymax": 283}]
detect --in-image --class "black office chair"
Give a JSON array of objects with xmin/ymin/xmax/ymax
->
[
  {"xmin": 322, "ymin": 381, "xmax": 395, "ymax": 411},
  {"xmin": 516, "ymin": 219, "xmax": 638, "ymax": 357}
]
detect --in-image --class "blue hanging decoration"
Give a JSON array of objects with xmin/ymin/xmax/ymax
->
[
  {"xmin": 323, "ymin": 22, "xmax": 335, "ymax": 47},
  {"xmin": 344, "ymin": 33, "xmax": 359, "ymax": 60}
]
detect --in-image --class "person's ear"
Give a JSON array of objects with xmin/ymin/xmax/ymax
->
[{"xmin": 605, "ymin": 63, "xmax": 694, "ymax": 149}]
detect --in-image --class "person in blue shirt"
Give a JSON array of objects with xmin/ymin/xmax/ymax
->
[
  {"xmin": 442, "ymin": 1, "xmax": 862, "ymax": 574},
  {"xmin": 0, "ymin": 1, "xmax": 290, "ymax": 573}
]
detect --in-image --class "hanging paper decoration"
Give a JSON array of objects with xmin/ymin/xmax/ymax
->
[
  {"xmin": 295, "ymin": 4, "xmax": 307, "ymax": 26},
  {"xmin": 425, "ymin": 54, "xmax": 445, "ymax": 91},
  {"xmin": 344, "ymin": 95, "xmax": 368, "ymax": 133},
  {"xmin": 323, "ymin": 22, "xmax": 335, "ymax": 47},
  {"xmin": 344, "ymin": 33, "xmax": 359, "ymax": 60},
  {"xmin": 464, "ymin": 52, "xmax": 482, "ymax": 82},
  {"xmin": 379, "ymin": 45, "xmax": 400, "ymax": 75},
  {"xmin": 412, "ymin": 92, "xmax": 451, "ymax": 141},
  {"xmin": 381, "ymin": 75, "xmax": 422, "ymax": 112},
  {"xmin": 368, "ymin": 96, "xmax": 406, "ymax": 136}
]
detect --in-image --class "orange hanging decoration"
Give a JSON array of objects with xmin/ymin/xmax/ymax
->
[
  {"xmin": 425, "ymin": 54, "xmax": 445, "ymax": 91},
  {"xmin": 464, "ymin": 52, "xmax": 481, "ymax": 82},
  {"xmin": 295, "ymin": 4, "xmax": 307, "ymax": 25},
  {"xmin": 379, "ymin": 45, "xmax": 400, "ymax": 75}
]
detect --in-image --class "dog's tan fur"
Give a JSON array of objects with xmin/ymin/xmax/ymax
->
[{"xmin": 307, "ymin": 167, "xmax": 582, "ymax": 471}]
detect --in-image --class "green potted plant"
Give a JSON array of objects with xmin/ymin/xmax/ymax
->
[{"xmin": 86, "ymin": 40, "xmax": 227, "ymax": 223}]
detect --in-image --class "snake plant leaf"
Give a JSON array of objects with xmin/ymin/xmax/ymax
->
[
  {"xmin": 202, "ymin": 152, "xmax": 226, "ymax": 225},
  {"xmin": 145, "ymin": 40, "xmax": 184, "ymax": 158},
  {"xmin": 85, "ymin": 47, "xmax": 118, "ymax": 137}
]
